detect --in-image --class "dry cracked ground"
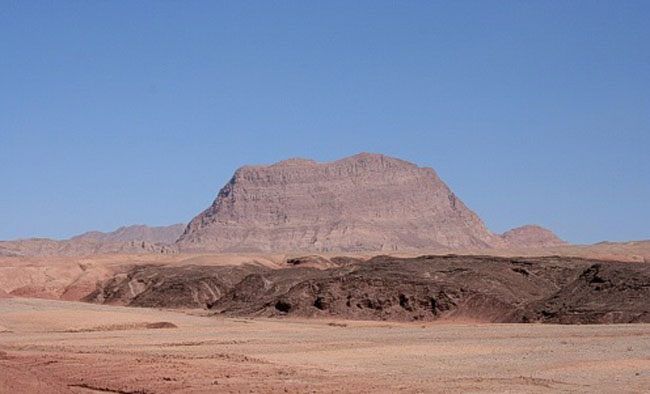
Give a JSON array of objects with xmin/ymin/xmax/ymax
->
[{"xmin": 0, "ymin": 297, "xmax": 649, "ymax": 394}]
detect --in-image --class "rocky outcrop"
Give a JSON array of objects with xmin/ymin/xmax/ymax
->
[
  {"xmin": 177, "ymin": 153, "xmax": 508, "ymax": 253},
  {"xmin": 84, "ymin": 264, "xmax": 264, "ymax": 308},
  {"xmin": 84, "ymin": 254, "xmax": 650, "ymax": 324}
]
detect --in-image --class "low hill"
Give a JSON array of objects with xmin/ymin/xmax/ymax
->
[{"xmin": 72, "ymin": 224, "xmax": 185, "ymax": 244}]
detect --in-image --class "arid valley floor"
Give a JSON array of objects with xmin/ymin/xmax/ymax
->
[
  {"xmin": 1, "ymin": 297, "xmax": 649, "ymax": 394},
  {"xmin": 1, "ymin": 242, "xmax": 650, "ymax": 393}
]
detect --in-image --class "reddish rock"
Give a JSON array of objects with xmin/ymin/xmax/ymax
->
[
  {"xmin": 502, "ymin": 225, "xmax": 567, "ymax": 248},
  {"xmin": 177, "ymin": 153, "xmax": 506, "ymax": 252}
]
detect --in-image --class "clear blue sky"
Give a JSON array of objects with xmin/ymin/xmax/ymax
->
[{"xmin": 1, "ymin": 1, "xmax": 648, "ymax": 244}]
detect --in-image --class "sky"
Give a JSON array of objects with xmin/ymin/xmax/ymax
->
[{"xmin": 1, "ymin": 1, "xmax": 649, "ymax": 244}]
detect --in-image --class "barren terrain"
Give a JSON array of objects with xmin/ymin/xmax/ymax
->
[
  {"xmin": 1, "ymin": 243, "xmax": 649, "ymax": 392},
  {"xmin": 1, "ymin": 240, "xmax": 648, "ymax": 302},
  {"xmin": 1, "ymin": 297, "xmax": 648, "ymax": 394}
]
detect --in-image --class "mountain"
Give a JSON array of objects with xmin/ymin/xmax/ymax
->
[
  {"xmin": 0, "ymin": 224, "xmax": 184, "ymax": 257},
  {"xmin": 0, "ymin": 238, "xmax": 177, "ymax": 257},
  {"xmin": 71, "ymin": 224, "xmax": 185, "ymax": 244},
  {"xmin": 178, "ymin": 153, "xmax": 526, "ymax": 253},
  {"xmin": 1, "ymin": 154, "xmax": 567, "ymax": 256}
]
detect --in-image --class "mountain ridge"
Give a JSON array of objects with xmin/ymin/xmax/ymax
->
[
  {"xmin": 0, "ymin": 153, "xmax": 568, "ymax": 256},
  {"xmin": 71, "ymin": 223, "xmax": 185, "ymax": 244},
  {"xmin": 0, "ymin": 224, "xmax": 184, "ymax": 257}
]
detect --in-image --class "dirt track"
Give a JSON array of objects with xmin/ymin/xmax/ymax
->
[{"xmin": 1, "ymin": 297, "xmax": 648, "ymax": 393}]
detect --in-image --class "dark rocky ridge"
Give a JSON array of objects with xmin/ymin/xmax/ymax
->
[
  {"xmin": 84, "ymin": 264, "xmax": 264, "ymax": 308},
  {"xmin": 85, "ymin": 255, "xmax": 650, "ymax": 324}
]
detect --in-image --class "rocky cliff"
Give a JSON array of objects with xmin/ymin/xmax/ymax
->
[{"xmin": 177, "ymin": 153, "xmax": 513, "ymax": 252}]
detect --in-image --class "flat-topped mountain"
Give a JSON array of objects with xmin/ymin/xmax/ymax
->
[
  {"xmin": 0, "ymin": 154, "xmax": 567, "ymax": 256},
  {"xmin": 177, "ymin": 153, "xmax": 563, "ymax": 253}
]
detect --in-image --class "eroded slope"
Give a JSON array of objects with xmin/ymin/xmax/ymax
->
[{"xmin": 85, "ymin": 255, "xmax": 650, "ymax": 324}]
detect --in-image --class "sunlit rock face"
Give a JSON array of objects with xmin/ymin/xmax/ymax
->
[{"xmin": 177, "ymin": 153, "xmax": 506, "ymax": 253}]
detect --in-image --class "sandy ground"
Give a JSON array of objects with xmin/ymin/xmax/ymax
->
[{"xmin": 0, "ymin": 298, "xmax": 648, "ymax": 393}]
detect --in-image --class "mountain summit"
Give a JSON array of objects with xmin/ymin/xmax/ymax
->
[{"xmin": 178, "ymin": 153, "xmax": 560, "ymax": 253}]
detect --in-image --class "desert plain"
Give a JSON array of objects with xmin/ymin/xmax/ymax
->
[
  {"xmin": 1, "ymin": 243, "xmax": 649, "ymax": 394},
  {"xmin": 0, "ymin": 296, "xmax": 648, "ymax": 394}
]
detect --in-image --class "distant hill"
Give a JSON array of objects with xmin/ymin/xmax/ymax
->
[
  {"xmin": 0, "ymin": 224, "xmax": 184, "ymax": 257},
  {"xmin": 72, "ymin": 224, "xmax": 186, "ymax": 244},
  {"xmin": 501, "ymin": 225, "xmax": 567, "ymax": 248},
  {"xmin": 0, "ymin": 238, "xmax": 178, "ymax": 257}
]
